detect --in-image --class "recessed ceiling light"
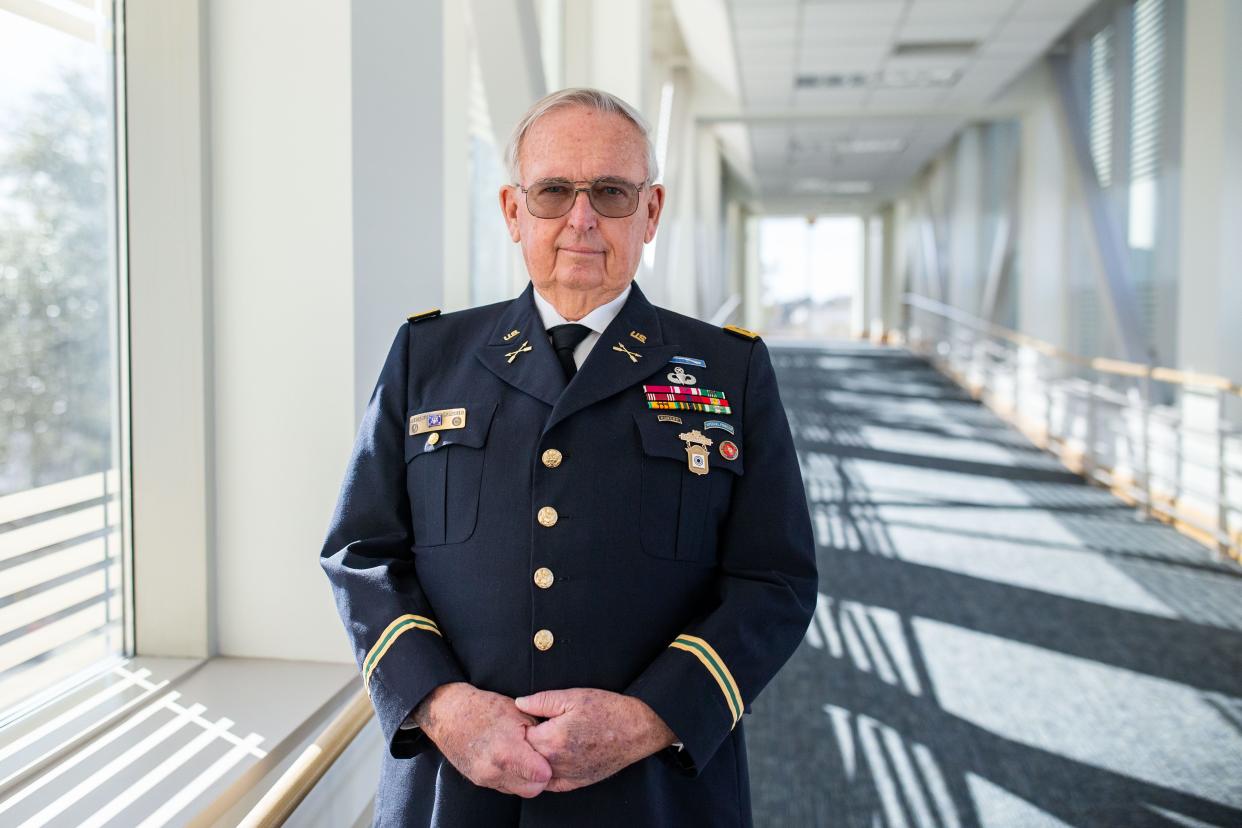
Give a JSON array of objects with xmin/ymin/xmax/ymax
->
[
  {"xmin": 835, "ymin": 137, "xmax": 906, "ymax": 154},
  {"xmin": 828, "ymin": 181, "xmax": 873, "ymax": 195},
  {"xmin": 893, "ymin": 41, "xmax": 978, "ymax": 59},
  {"xmin": 791, "ymin": 179, "xmax": 874, "ymax": 196},
  {"xmin": 795, "ymin": 68, "xmax": 961, "ymax": 90},
  {"xmin": 874, "ymin": 67, "xmax": 961, "ymax": 88}
]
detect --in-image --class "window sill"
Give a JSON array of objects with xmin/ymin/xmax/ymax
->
[{"xmin": 0, "ymin": 655, "xmax": 363, "ymax": 826}]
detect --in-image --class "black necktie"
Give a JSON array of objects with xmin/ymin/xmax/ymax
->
[{"xmin": 547, "ymin": 323, "xmax": 592, "ymax": 380}]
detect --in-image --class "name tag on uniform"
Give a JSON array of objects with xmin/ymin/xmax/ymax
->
[{"xmin": 409, "ymin": 407, "xmax": 466, "ymax": 435}]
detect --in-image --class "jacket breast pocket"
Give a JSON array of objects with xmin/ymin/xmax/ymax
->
[
  {"xmin": 633, "ymin": 411, "xmax": 744, "ymax": 564},
  {"xmin": 405, "ymin": 400, "xmax": 499, "ymax": 547}
]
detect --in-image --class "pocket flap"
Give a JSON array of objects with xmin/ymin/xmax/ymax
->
[
  {"xmin": 405, "ymin": 400, "xmax": 499, "ymax": 462},
  {"xmin": 631, "ymin": 411, "xmax": 744, "ymax": 475}
]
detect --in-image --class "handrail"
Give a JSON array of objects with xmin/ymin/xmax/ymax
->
[
  {"xmin": 238, "ymin": 687, "xmax": 374, "ymax": 828},
  {"xmin": 902, "ymin": 293, "xmax": 1241, "ymax": 562},
  {"xmin": 903, "ymin": 293, "xmax": 1242, "ymax": 396}
]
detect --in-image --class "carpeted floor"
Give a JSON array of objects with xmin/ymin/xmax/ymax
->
[{"xmin": 746, "ymin": 342, "xmax": 1242, "ymax": 828}]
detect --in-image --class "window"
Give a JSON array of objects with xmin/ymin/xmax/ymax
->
[
  {"xmin": 0, "ymin": 2, "xmax": 129, "ymax": 722},
  {"xmin": 1071, "ymin": 0, "xmax": 1181, "ymax": 364}
]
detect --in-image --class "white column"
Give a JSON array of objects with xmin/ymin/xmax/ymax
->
[
  {"xmin": 1177, "ymin": 0, "xmax": 1242, "ymax": 383},
  {"xmin": 1016, "ymin": 64, "xmax": 1075, "ymax": 351},
  {"xmin": 127, "ymin": 0, "xmax": 213, "ymax": 657},
  {"xmin": 563, "ymin": 0, "xmax": 651, "ymax": 112},
  {"xmin": 1174, "ymin": 0, "xmax": 1242, "ymax": 544}
]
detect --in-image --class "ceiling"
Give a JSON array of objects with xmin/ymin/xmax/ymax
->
[{"xmin": 721, "ymin": 0, "xmax": 1098, "ymax": 209}]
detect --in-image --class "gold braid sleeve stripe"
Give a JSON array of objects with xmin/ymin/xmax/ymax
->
[
  {"xmin": 670, "ymin": 634, "xmax": 743, "ymax": 726},
  {"xmin": 363, "ymin": 614, "xmax": 441, "ymax": 691}
]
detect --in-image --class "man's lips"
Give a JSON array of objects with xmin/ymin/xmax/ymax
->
[{"xmin": 560, "ymin": 246, "xmax": 604, "ymax": 254}]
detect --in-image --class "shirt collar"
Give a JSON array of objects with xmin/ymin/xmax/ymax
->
[{"xmin": 531, "ymin": 282, "xmax": 632, "ymax": 336}]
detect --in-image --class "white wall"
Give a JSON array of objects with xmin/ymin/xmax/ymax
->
[{"xmin": 207, "ymin": 0, "xmax": 358, "ymax": 662}]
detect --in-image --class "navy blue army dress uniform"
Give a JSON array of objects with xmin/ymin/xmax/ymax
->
[{"xmin": 319, "ymin": 279, "xmax": 817, "ymax": 827}]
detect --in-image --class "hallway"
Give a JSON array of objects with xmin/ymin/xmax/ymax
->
[{"xmin": 748, "ymin": 343, "xmax": 1242, "ymax": 827}]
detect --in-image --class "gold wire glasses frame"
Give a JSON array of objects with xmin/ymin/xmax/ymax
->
[{"xmin": 515, "ymin": 177, "xmax": 648, "ymax": 219}]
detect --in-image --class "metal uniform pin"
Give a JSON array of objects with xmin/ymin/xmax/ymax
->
[
  {"xmin": 667, "ymin": 366, "xmax": 696, "ymax": 385},
  {"xmin": 678, "ymin": 428, "xmax": 714, "ymax": 476},
  {"xmin": 505, "ymin": 340, "xmax": 533, "ymax": 364},
  {"xmin": 612, "ymin": 342, "xmax": 641, "ymax": 363},
  {"xmin": 629, "ymin": 330, "xmax": 648, "ymax": 344},
  {"xmin": 503, "ymin": 329, "xmax": 521, "ymax": 341}
]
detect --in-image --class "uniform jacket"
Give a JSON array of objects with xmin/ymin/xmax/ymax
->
[{"xmin": 319, "ymin": 280, "xmax": 817, "ymax": 827}]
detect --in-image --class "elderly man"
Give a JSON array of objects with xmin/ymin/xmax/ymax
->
[{"xmin": 319, "ymin": 87, "xmax": 816, "ymax": 827}]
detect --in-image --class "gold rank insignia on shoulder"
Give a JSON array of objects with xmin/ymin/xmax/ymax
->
[
  {"xmin": 407, "ymin": 308, "xmax": 441, "ymax": 323},
  {"xmin": 409, "ymin": 407, "xmax": 466, "ymax": 435},
  {"xmin": 723, "ymin": 323, "xmax": 759, "ymax": 340}
]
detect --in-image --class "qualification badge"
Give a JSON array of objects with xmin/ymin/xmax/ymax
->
[{"xmin": 678, "ymin": 429, "xmax": 713, "ymax": 476}]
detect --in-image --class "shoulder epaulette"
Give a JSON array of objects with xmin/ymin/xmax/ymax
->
[
  {"xmin": 407, "ymin": 308, "xmax": 441, "ymax": 323},
  {"xmin": 723, "ymin": 324, "xmax": 759, "ymax": 341}
]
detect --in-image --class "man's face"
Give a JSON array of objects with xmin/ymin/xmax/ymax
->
[{"xmin": 501, "ymin": 106, "xmax": 665, "ymax": 299}]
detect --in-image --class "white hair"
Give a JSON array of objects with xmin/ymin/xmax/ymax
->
[{"xmin": 504, "ymin": 87, "xmax": 659, "ymax": 185}]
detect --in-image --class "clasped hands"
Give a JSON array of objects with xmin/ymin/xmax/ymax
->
[{"xmin": 412, "ymin": 682, "xmax": 677, "ymax": 798}]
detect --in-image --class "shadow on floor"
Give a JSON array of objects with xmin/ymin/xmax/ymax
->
[{"xmin": 746, "ymin": 344, "xmax": 1242, "ymax": 828}]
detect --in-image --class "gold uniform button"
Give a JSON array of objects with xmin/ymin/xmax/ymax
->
[
  {"xmin": 533, "ymin": 567, "xmax": 554, "ymax": 589},
  {"xmin": 425, "ymin": 432, "xmax": 440, "ymax": 446},
  {"xmin": 537, "ymin": 506, "xmax": 558, "ymax": 527},
  {"xmin": 541, "ymin": 448, "xmax": 563, "ymax": 468},
  {"xmin": 533, "ymin": 629, "xmax": 554, "ymax": 651}
]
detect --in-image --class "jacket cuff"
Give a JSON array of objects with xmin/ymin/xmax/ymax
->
[
  {"xmin": 624, "ymin": 634, "xmax": 742, "ymax": 777},
  {"xmin": 363, "ymin": 615, "xmax": 467, "ymax": 759}
]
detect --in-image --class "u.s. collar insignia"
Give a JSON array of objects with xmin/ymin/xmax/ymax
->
[
  {"xmin": 629, "ymin": 330, "xmax": 648, "ymax": 344},
  {"xmin": 502, "ymin": 328, "xmax": 520, "ymax": 341}
]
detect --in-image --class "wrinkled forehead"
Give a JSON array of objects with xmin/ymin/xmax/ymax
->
[{"xmin": 518, "ymin": 106, "xmax": 648, "ymax": 183}]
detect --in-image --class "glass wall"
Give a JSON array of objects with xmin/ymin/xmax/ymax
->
[
  {"xmin": 0, "ymin": 2, "xmax": 128, "ymax": 721},
  {"xmin": 1072, "ymin": 0, "xmax": 1183, "ymax": 364},
  {"xmin": 757, "ymin": 215, "xmax": 864, "ymax": 339}
]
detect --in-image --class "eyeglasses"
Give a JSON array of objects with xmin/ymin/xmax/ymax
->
[{"xmin": 516, "ymin": 177, "xmax": 647, "ymax": 219}]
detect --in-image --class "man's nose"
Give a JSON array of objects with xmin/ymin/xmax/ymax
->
[{"xmin": 566, "ymin": 188, "xmax": 599, "ymax": 230}]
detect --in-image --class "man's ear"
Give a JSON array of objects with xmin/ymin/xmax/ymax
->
[
  {"xmin": 499, "ymin": 184, "xmax": 521, "ymax": 242},
  {"xmin": 644, "ymin": 184, "xmax": 666, "ymax": 244}
]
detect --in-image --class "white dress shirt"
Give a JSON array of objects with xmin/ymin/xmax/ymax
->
[{"xmin": 531, "ymin": 282, "xmax": 632, "ymax": 369}]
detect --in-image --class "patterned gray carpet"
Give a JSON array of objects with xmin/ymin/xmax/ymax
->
[{"xmin": 746, "ymin": 343, "xmax": 1242, "ymax": 828}]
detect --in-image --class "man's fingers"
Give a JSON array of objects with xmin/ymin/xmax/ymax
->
[
  {"xmin": 514, "ymin": 690, "xmax": 572, "ymax": 718},
  {"xmin": 518, "ymin": 744, "xmax": 553, "ymax": 784},
  {"xmin": 545, "ymin": 776, "xmax": 582, "ymax": 793}
]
